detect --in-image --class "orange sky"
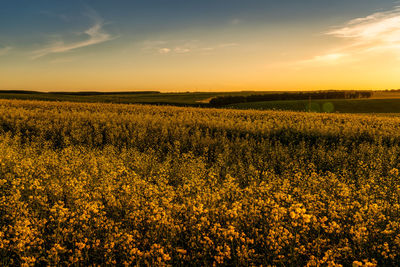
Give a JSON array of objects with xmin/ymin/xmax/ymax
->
[{"xmin": 1, "ymin": 1, "xmax": 400, "ymax": 91}]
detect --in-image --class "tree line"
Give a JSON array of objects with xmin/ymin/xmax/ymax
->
[{"xmin": 209, "ymin": 91, "xmax": 373, "ymax": 106}]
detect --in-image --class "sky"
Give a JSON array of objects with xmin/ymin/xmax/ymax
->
[{"xmin": 1, "ymin": 0, "xmax": 400, "ymax": 92}]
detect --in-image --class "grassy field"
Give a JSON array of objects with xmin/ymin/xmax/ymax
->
[
  {"xmin": 0, "ymin": 91, "xmax": 272, "ymax": 106},
  {"xmin": 2, "ymin": 90, "xmax": 400, "ymax": 114},
  {"xmin": 1, "ymin": 99, "xmax": 400, "ymax": 265},
  {"xmin": 228, "ymin": 98, "xmax": 400, "ymax": 113},
  {"xmin": 371, "ymin": 91, "xmax": 400, "ymax": 99}
]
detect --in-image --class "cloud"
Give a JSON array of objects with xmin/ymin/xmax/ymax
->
[
  {"xmin": 156, "ymin": 46, "xmax": 190, "ymax": 55},
  {"xmin": 311, "ymin": 53, "xmax": 347, "ymax": 63},
  {"xmin": 201, "ymin": 43, "xmax": 238, "ymax": 52},
  {"xmin": 32, "ymin": 10, "xmax": 116, "ymax": 59},
  {"xmin": 298, "ymin": 5, "xmax": 400, "ymax": 67},
  {"xmin": 145, "ymin": 40, "xmax": 238, "ymax": 55},
  {"xmin": 158, "ymin": 48, "xmax": 171, "ymax": 54},
  {"xmin": 174, "ymin": 47, "xmax": 191, "ymax": 54},
  {"xmin": 328, "ymin": 7, "xmax": 400, "ymax": 41},
  {"xmin": 294, "ymin": 53, "xmax": 352, "ymax": 68},
  {"xmin": 327, "ymin": 6, "xmax": 400, "ymax": 56},
  {"xmin": 145, "ymin": 40, "xmax": 195, "ymax": 55},
  {"xmin": 0, "ymin": 46, "xmax": 12, "ymax": 56}
]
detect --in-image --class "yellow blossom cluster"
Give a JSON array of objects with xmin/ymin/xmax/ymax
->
[{"xmin": 0, "ymin": 99, "xmax": 400, "ymax": 265}]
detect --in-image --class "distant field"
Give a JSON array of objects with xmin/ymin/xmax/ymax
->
[
  {"xmin": 228, "ymin": 98, "xmax": 400, "ymax": 113},
  {"xmin": 2, "ymin": 90, "xmax": 400, "ymax": 113},
  {"xmin": 0, "ymin": 91, "xmax": 272, "ymax": 106},
  {"xmin": 371, "ymin": 91, "xmax": 400, "ymax": 99}
]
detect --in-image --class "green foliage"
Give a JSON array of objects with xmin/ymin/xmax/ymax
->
[
  {"xmin": 0, "ymin": 99, "xmax": 400, "ymax": 266},
  {"xmin": 209, "ymin": 91, "xmax": 372, "ymax": 106},
  {"xmin": 229, "ymin": 98, "xmax": 400, "ymax": 113}
]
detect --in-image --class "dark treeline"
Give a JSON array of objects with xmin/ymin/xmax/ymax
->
[
  {"xmin": 0, "ymin": 90, "xmax": 161, "ymax": 96},
  {"xmin": 209, "ymin": 91, "xmax": 373, "ymax": 106},
  {"xmin": 0, "ymin": 90, "xmax": 44, "ymax": 94},
  {"xmin": 51, "ymin": 91, "xmax": 161, "ymax": 96}
]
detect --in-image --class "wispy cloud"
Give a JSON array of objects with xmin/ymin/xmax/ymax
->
[
  {"xmin": 298, "ymin": 6, "xmax": 400, "ymax": 67},
  {"xmin": 32, "ymin": 10, "xmax": 116, "ymax": 59},
  {"xmin": 297, "ymin": 53, "xmax": 349, "ymax": 66},
  {"xmin": 313, "ymin": 53, "xmax": 346, "ymax": 63},
  {"xmin": 158, "ymin": 48, "xmax": 171, "ymax": 54},
  {"xmin": 159, "ymin": 40, "xmax": 198, "ymax": 55},
  {"xmin": 327, "ymin": 6, "xmax": 400, "ymax": 54},
  {"xmin": 173, "ymin": 47, "xmax": 191, "ymax": 54},
  {"xmin": 144, "ymin": 40, "xmax": 238, "ymax": 55},
  {"xmin": 0, "ymin": 46, "xmax": 12, "ymax": 56}
]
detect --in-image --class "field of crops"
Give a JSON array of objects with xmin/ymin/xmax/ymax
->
[
  {"xmin": 1, "ymin": 99, "xmax": 400, "ymax": 266},
  {"xmin": 3, "ymin": 90, "xmax": 400, "ymax": 114}
]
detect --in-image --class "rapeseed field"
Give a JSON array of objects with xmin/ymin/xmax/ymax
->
[{"xmin": 1, "ymin": 99, "xmax": 399, "ymax": 266}]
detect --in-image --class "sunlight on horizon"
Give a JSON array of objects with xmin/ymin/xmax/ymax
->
[{"xmin": 1, "ymin": 0, "xmax": 399, "ymax": 91}]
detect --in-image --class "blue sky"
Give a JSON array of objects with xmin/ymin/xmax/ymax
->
[{"xmin": 1, "ymin": 0, "xmax": 399, "ymax": 91}]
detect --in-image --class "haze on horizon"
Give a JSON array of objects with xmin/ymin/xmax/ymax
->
[{"xmin": 1, "ymin": 0, "xmax": 400, "ymax": 92}]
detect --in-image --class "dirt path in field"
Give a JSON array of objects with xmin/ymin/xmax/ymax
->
[{"xmin": 196, "ymin": 97, "xmax": 214, "ymax": 103}]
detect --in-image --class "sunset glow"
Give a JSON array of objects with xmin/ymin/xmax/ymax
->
[{"xmin": 1, "ymin": 0, "xmax": 399, "ymax": 91}]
